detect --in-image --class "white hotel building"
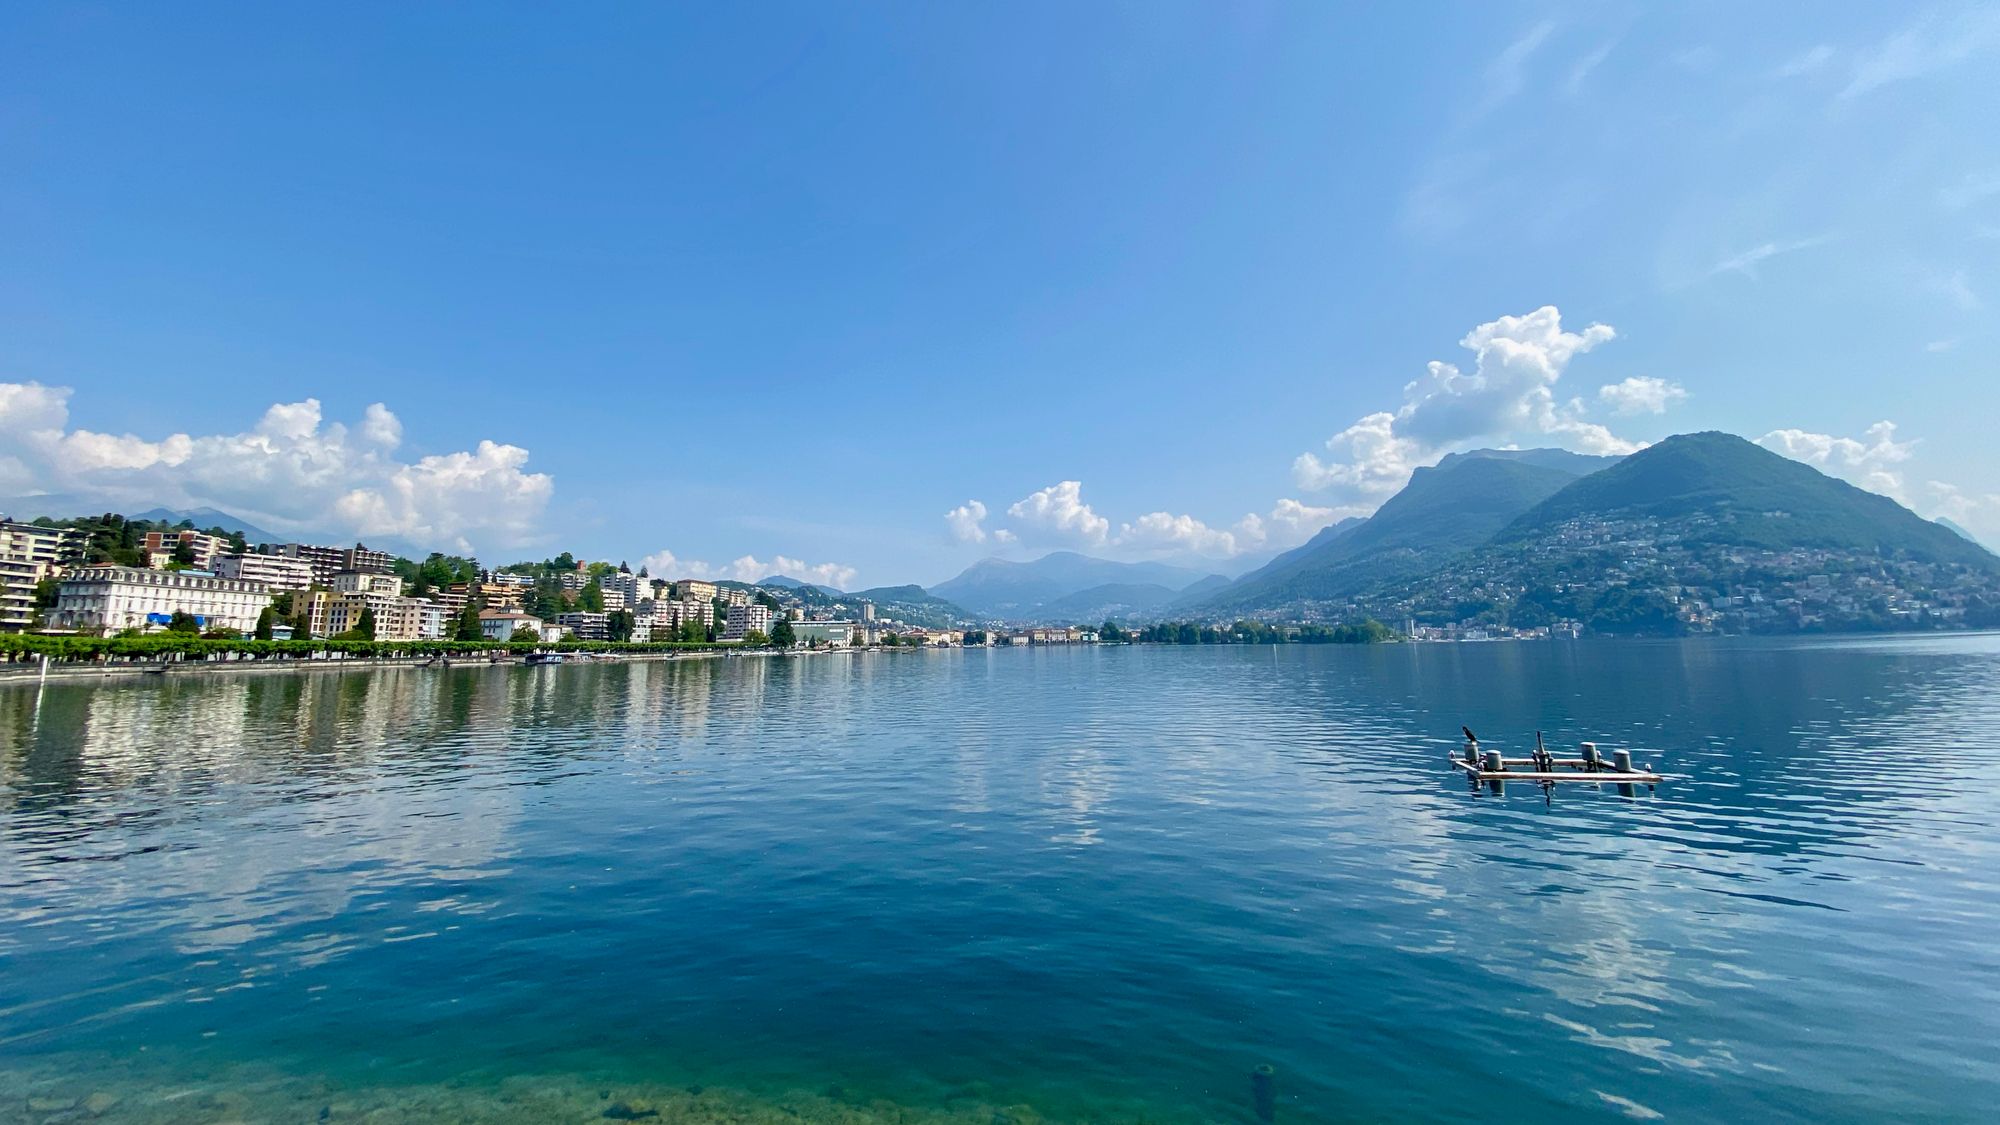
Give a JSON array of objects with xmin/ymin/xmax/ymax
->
[
  {"xmin": 213, "ymin": 552, "xmax": 317, "ymax": 592},
  {"xmin": 52, "ymin": 567, "xmax": 274, "ymax": 635}
]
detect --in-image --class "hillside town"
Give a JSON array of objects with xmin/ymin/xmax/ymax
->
[{"xmin": 0, "ymin": 515, "xmax": 1102, "ymax": 648}]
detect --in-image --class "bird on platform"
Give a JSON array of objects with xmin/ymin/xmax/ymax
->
[{"xmin": 1462, "ymin": 725, "xmax": 1478, "ymax": 743}]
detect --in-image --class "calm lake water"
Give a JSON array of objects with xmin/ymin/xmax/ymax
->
[{"xmin": 4, "ymin": 640, "xmax": 1999, "ymax": 1123}]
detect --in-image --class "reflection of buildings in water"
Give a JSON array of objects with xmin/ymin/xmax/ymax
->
[{"xmin": 0, "ymin": 673, "xmax": 524, "ymax": 964}]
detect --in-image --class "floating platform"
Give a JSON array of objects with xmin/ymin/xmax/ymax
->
[{"xmin": 1450, "ymin": 739, "xmax": 1662, "ymax": 784}]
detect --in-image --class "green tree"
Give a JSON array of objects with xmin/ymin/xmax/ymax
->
[
  {"xmin": 577, "ymin": 580, "xmax": 605, "ymax": 613},
  {"xmin": 171, "ymin": 541, "xmax": 197, "ymax": 567},
  {"xmin": 254, "ymin": 606, "xmax": 275, "ymax": 641},
  {"xmin": 742, "ymin": 629, "xmax": 769, "ymax": 646},
  {"xmin": 454, "ymin": 603, "xmax": 484, "ymax": 642},
  {"xmin": 607, "ymin": 609, "xmax": 635, "ymax": 642},
  {"xmin": 165, "ymin": 610, "xmax": 201, "ymax": 634},
  {"xmin": 768, "ymin": 619, "xmax": 796, "ymax": 648},
  {"xmin": 357, "ymin": 606, "xmax": 377, "ymax": 640},
  {"xmin": 511, "ymin": 626, "xmax": 540, "ymax": 643}
]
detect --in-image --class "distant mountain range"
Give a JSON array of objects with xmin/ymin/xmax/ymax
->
[
  {"xmin": 1180, "ymin": 432, "xmax": 1999, "ymax": 634},
  {"xmin": 126, "ymin": 507, "xmax": 287, "ymax": 544},
  {"xmin": 929, "ymin": 550, "xmax": 1220, "ymax": 618}
]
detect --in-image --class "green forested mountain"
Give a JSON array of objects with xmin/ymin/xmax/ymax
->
[
  {"xmin": 1498, "ymin": 431, "xmax": 1998, "ymax": 567},
  {"xmin": 1196, "ymin": 451, "xmax": 1605, "ymax": 614}
]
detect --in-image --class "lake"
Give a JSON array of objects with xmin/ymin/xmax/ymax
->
[{"xmin": 4, "ymin": 640, "xmax": 1999, "ymax": 1122}]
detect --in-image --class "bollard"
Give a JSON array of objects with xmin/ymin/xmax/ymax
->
[
  {"xmin": 1251, "ymin": 1064, "xmax": 1277, "ymax": 1123},
  {"xmin": 1613, "ymin": 749, "xmax": 1633, "ymax": 773},
  {"xmin": 1483, "ymin": 749, "xmax": 1503, "ymax": 773},
  {"xmin": 1580, "ymin": 742, "xmax": 1599, "ymax": 770},
  {"xmin": 1463, "ymin": 740, "xmax": 1479, "ymax": 764}
]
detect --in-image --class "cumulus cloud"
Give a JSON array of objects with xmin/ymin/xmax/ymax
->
[
  {"xmin": 1759, "ymin": 420, "xmax": 1916, "ymax": 500},
  {"xmin": 944, "ymin": 499, "xmax": 991, "ymax": 543},
  {"xmin": 1292, "ymin": 306, "xmax": 1639, "ymax": 508},
  {"xmin": 1006, "ymin": 480, "xmax": 1110, "ymax": 546},
  {"xmin": 1597, "ymin": 376, "xmax": 1689, "ymax": 416},
  {"xmin": 638, "ymin": 548, "xmax": 859, "ymax": 591},
  {"xmin": 1119, "ymin": 497, "xmax": 1349, "ymax": 560},
  {"xmin": 0, "ymin": 381, "xmax": 553, "ymax": 554}
]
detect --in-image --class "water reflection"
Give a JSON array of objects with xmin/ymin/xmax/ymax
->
[{"xmin": 1, "ymin": 641, "xmax": 1998, "ymax": 1122}]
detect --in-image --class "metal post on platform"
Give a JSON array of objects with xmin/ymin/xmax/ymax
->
[
  {"xmin": 1483, "ymin": 749, "xmax": 1504, "ymax": 773},
  {"xmin": 1580, "ymin": 742, "xmax": 1599, "ymax": 771},
  {"xmin": 1613, "ymin": 749, "xmax": 1634, "ymax": 773}
]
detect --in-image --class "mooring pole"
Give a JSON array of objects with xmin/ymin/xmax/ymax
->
[
  {"xmin": 1580, "ymin": 742, "xmax": 1599, "ymax": 771},
  {"xmin": 1613, "ymin": 749, "xmax": 1634, "ymax": 773},
  {"xmin": 1251, "ymin": 1064, "xmax": 1277, "ymax": 1123}
]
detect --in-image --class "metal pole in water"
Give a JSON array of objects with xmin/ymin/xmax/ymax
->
[
  {"xmin": 1580, "ymin": 742, "xmax": 1598, "ymax": 771},
  {"xmin": 1613, "ymin": 749, "xmax": 1634, "ymax": 773},
  {"xmin": 1483, "ymin": 749, "xmax": 1504, "ymax": 773},
  {"xmin": 1251, "ymin": 1064, "xmax": 1277, "ymax": 1123}
]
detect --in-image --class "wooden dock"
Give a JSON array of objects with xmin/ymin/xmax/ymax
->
[{"xmin": 1450, "ymin": 738, "xmax": 1662, "ymax": 784}]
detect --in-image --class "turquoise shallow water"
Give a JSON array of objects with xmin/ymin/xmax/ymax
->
[{"xmin": 3, "ymin": 640, "xmax": 2000, "ymax": 1122}]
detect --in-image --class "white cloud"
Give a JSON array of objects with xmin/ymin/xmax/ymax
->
[
  {"xmin": 1706, "ymin": 234, "xmax": 1833, "ymax": 280},
  {"xmin": 1006, "ymin": 480, "xmax": 1110, "ymax": 546},
  {"xmin": 0, "ymin": 382, "xmax": 551, "ymax": 554},
  {"xmin": 1759, "ymin": 420, "xmax": 1915, "ymax": 500},
  {"xmin": 1926, "ymin": 268, "xmax": 1980, "ymax": 311},
  {"xmin": 1774, "ymin": 44, "xmax": 1835, "ymax": 79},
  {"xmin": 1293, "ymin": 306, "xmax": 1639, "ymax": 508},
  {"xmin": 1597, "ymin": 376, "xmax": 1689, "ymax": 416},
  {"xmin": 1564, "ymin": 39, "xmax": 1619, "ymax": 96},
  {"xmin": 1477, "ymin": 21, "xmax": 1557, "ymax": 116},
  {"xmin": 638, "ymin": 548, "xmax": 858, "ymax": 591},
  {"xmin": 1926, "ymin": 481, "xmax": 2000, "ymax": 534},
  {"xmin": 1938, "ymin": 170, "xmax": 2000, "ymax": 210},
  {"xmin": 944, "ymin": 499, "xmax": 991, "ymax": 543},
  {"xmin": 1119, "ymin": 511, "xmax": 1241, "ymax": 557},
  {"xmin": 1841, "ymin": 7, "xmax": 2000, "ymax": 99}
]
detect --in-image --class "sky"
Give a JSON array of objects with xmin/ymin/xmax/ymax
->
[{"xmin": 2, "ymin": 2, "xmax": 1997, "ymax": 588}]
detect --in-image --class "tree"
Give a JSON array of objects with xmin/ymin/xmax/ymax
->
[
  {"xmin": 165, "ymin": 610, "xmax": 201, "ymax": 634},
  {"xmin": 638, "ymin": 564, "xmax": 649, "ymax": 578},
  {"xmin": 577, "ymin": 580, "xmax": 605, "ymax": 613},
  {"xmin": 254, "ymin": 606, "xmax": 275, "ymax": 641},
  {"xmin": 356, "ymin": 606, "xmax": 377, "ymax": 640},
  {"xmin": 769, "ymin": 619, "xmax": 796, "ymax": 648},
  {"xmin": 454, "ymin": 603, "xmax": 484, "ymax": 642},
  {"xmin": 511, "ymin": 626, "xmax": 539, "ymax": 643},
  {"xmin": 742, "ymin": 629, "xmax": 769, "ymax": 646},
  {"xmin": 171, "ymin": 541, "xmax": 197, "ymax": 567},
  {"xmin": 607, "ymin": 609, "xmax": 635, "ymax": 642}
]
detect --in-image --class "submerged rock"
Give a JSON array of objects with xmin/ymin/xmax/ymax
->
[
  {"xmin": 82, "ymin": 1093, "xmax": 120, "ymax": 1116},
  {"xmin": 601, "ymin": 1102, "xmax": 658, "ymax": 1120}
]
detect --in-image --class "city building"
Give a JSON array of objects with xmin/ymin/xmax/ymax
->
[
  {"xmin": 0, "ymin": 554, "xmax": 41, "ymax": 630},
  {"xmin": 472, "ymin": 582, "xmax": 526, "ymax": 612},
  {"xmin": 557, "ymin": 611, "xmax": 610, "ymax": 641},
  {"xmin": 859, "ymin": 602, "xmax": 876, "ymax": 623},
  {"xmin": 674, "ymin": 579, "xmax": 717, "ymax": 603},
  {"xmin": 302, "ymin": 589, "xmax": 445, "ymax": 640},
  {"xmin": 788, "ymin": 621, "xmax": 854, "ymax": 647},
  {"xmin": 51, "ymin": 567, "xmax": 274, "ymax": 635},
  {"xmin": 213, "ymin": 552, "xmax": 316, "ymax": 592},
  {"xmin": 332, "ymin": 570, "xmax": 403, "ymax": 596},
  {"xmin": 723, "ymin": 603, "xmax": 774, "ymax": 641},
  {"xmin": 259, "ymin": 541, "xmax": 395, "ymax": 585},
  {"xmin": 597, "ymin": 570, "xmax": 647, "ymax": 607},
  {"xmin": 1, "ymin": 520, "xmax": 88, "ymax": 571},
  {"xmin": 479, "ymin": 611, "xmax": 545, "ymax": 641},
  {"xmin": 143, "ymin": 529, "xmax": 229, "ymax": 570}
]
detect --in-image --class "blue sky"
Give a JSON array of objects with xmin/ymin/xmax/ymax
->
[{"xmin": 2, "ymin": 2, "xmax": 1996, "ymax": 587}]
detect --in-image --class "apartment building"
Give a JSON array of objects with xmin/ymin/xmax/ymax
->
[
  {"xmin": 674, "ymin": 579, "xmax": 717, "ymax": 603},
  {"xmin": 723, "ymin": 603, "xmax": 774, "ymax": 641},
  {"xmin": 142, "ymin": 529, "xmax": 229, "ymax": 570},
  {"xmin": 332, "ymin": 570, "xmax": 403, "ymax": 596},
  {"xmin": 259, "ymin": 541, "xmax": 395, "ymax": 585},
  {"xmin": 557, "ymin": 611, "xmax": 610, "ymax": 641},
  {"xmin": 213, "ymin": 552, "xmax": 316, "ymax": 592},
  {"xmin": 0, "ymin": 520, "xmax": 88, "ymax": 571},
  {"xmin": 51, "ymin": 567, "xmax": 273, "ymax": 635}
]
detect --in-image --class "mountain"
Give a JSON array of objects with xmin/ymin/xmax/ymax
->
[
  {"xmin": 757, "ymin": 575, "xmax": 845, "ymax": 595},
  {"xmin": 1038, "ymin": 582, "xmax": 1186, "ymax": 622},
  {"xmin": 845, "ymin": 585, "xmax": 973, "ymax": 629},
  {"xmin": 1936, "ymin": 517, "xmax": 1992, "ymax": 553},
  {"xmin": 1169, "ymin": 573, "xmax": 1235, "ymax": 604},
  {"xmin": 1197, "ymin": 451, "xmax": 1609, "ymax": 614},
  {"xmin": 1358, "ymin": 432, "xmax": 2000, "ymax": 634},
  {"xmin": 125, "ymin": 507, "xmax": 284, "ymax": 542},
  {"xmin": 930, "ymin": 551, "xmax": 1211, "ymax": 618},
  {"xmin": 1497, "ymin": 432, "xmax": 1995, "ymax": 567}
]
